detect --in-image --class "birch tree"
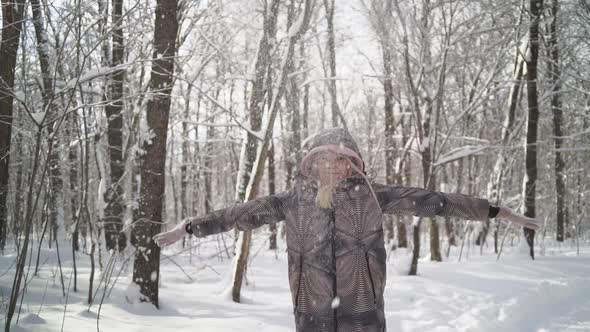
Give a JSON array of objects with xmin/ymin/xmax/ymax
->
[{"xmin": 364, "ymin": 0, "xmax": 409, "ymax": 248}]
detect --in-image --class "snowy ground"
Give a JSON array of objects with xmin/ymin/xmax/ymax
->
[{"xmin": 2, "ymin": 234, "xmax": 590, "ymax": 332}]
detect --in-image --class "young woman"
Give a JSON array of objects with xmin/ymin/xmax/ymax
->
[{"xmin": 153, "ymin": 128, "xmax": 541, "ymax": 332}]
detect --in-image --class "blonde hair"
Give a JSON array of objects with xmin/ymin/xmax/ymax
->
[
  {"xmin": 314, "ymin": 157, "xmax": 356, "ymax": 209},
  {"xmin": 315, "ymin": 182, "xmax": 337, "ymax": 209},
  {"xmin": 314, "ymin": 158, "xmax": 381, "ymax": 211}
]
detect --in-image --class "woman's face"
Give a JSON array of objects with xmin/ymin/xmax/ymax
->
[{"xmin": 312, "ymin": 152, "xmax": 353, "ymax": 183}]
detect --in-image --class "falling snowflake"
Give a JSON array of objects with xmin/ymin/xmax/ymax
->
[{"xmin": 331, "ymin": 296, "xmax": 340, "ymax": 309}]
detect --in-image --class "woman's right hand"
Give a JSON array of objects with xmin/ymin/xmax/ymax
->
[{"xmin": 152, "ymin": 222, "xmax": 188, "ymax": 247}]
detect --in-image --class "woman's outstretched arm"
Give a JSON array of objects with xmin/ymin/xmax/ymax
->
[
  {"xmin": 189, "ymin": 191, "xmax": 291, "ymax": 236},
  {"xmin": 153, "ymin": 190, "xmax": 291, "ymax": 247},
  {"xmin": 372, "ymin": 183, "xmax": 541, "ymax": 230},
  {"xmin": 373, "ymin": 183, "xmax": 490, "ymax": 221}
]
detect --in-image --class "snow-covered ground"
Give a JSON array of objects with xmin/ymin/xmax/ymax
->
[{"xmin": 2, "ymin": 234, "xmax": 590, "ymax": 332}]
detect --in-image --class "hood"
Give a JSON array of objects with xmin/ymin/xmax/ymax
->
[{"xmin": 299, "ymin": 127, "xmax": 365, "ymax": 178}]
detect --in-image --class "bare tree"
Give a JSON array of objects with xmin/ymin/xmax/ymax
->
[
  {"xmin": 231, "ymin": 0, "xmax": 314, "ymax": 303},
  {"xmin": 104, "ymin": 0, "xmax": 128, "ymax": 252},
  {"xmin": 131, "ymin": 0, "xmax": 179, "ymax": 307},
  {"xmin": 399, "ymin": 0, "xmax": 444, "ymax": 268},
  {"xmin": 365, "ymin": 0, "xmax": 409, "ymax": 248},
  {"xmin": 284, "ymin": 0, "xmax": 302, "ymax": 189},
  {"xmin": 548, "ymin": 0, "xmax": 567, "ymax": 242},
  {"xmin": 0, "ymin": 0, "xmax": 26, "ymax": 252},
  {"xmin": 482, "ymin": 5, "xmax": 528, "ymax": 251},
  {"xmin": 231, "ymin": 0, "xmax": 280, "ymax": 303},
  {"xmin": 268, "ymin": 142, "xmax": 278, "ymax": 250},
  {"xmin": 30, "ymin": 0, "xmax": 63, "ymax": 247},
  {"xmin": 523, "ymin": 0, "xmax": 544, "ymax": 260},
  {"xmin": 323, "ymin": 0, "xmax": 340, "ymax": 128}
]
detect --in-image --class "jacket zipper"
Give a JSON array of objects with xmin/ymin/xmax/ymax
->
[
  {"xmin": 295, "ymin": 254, "xmax": 303, "ymax": 312},
  {"xmin": 330, "ymin": 208, "xmax": 338, "ymax": 332}
]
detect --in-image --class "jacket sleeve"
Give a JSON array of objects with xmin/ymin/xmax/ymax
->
[
  {"xmin": 373, "ymin": 183, "xmax": 490, "ymax": 221},
  {"xmin": 188, "ymin": 190, "xmax": 291, "ymax": 237}
]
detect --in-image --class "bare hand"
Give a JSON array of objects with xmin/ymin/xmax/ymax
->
[
  {"xmin": 497, "ymin": 206, "xmax": 543, "ymax": 231},
  {"xmin": 152, "ymin": 222, "xmax": 188, "ymax": 247}
]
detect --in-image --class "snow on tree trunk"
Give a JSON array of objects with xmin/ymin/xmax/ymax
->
[
  {"xmin": 180, "ymin": 84, "xmax": 192, "ymax": 231},
  {"xmin": 104, "ymin": 0, "xmax": 127, "ymax": 252},
  {"xmin": 284, "ymin": 0, "xmax": 301, "ymax": 189},
  {"xmin": 481, "ymin": 37, "xmax": 527, "ymax": 248},
  {"xmin": 549, "ymin": 0, "xmax": 566, "ymax": 242},
  {"xmin": 231, "ymin": 0, "xmax": 280, "ymax": 303},
  {"xmin": 523, "ymin": 0, "xmax": 544, "ymax": 260},
  {"xmin": 131, "ymin": 0, "xmax": 179, "ymax": 308},
  {"xmin": 31, "ymin": 0, "xmax": 63, "ymax": 249}
]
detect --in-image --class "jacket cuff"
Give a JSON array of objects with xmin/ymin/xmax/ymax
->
[
  {"xmin": 184, "ymin": 221, "xmax": 193, "ymax": 234},
  {"xmin": 488, "ymin": 206, "xmax": 500, "ymax": 218}
]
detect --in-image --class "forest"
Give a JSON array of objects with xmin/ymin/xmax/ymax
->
[{"xmin": 1, "ymin": 0, "xmax": 590, "ymax": 331}]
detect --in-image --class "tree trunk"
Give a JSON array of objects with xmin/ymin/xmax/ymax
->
[
  {"xmin": 0, "ymin": 0, "xmax": 25, "ymax": 253},
  {"xmin": 231, "ymin": 0, "xmax": 280, "ymax": 303},
  {"xmin": 180, "ymin": 85, "xmax": 191, "ymax": 231},
  {"xmin": 301, "ymin": 42, "xmax": 309, "ymax": 139},
  {"xmin": 420, "ymin": 0, "xmax": 441, "ymax": 262},
  {"xmin": 204, "ymin": 130, "xmax": 213, "ymax": 214},
  {"xmin": 523, "ymin": 0, "xmax": 543, "ymax": 260},
  {"xmin": 12, "ymin": 134, "xmax": 24, "ymax": 250},
  {"xmin": 268, "ymin": 142, "xmax": 277, "ymax": 250},
  {"xmin": 482, "ymin": 8, "xmax": 527, "ymax": 249},
  {"xmin": 68, "ymin": 113, "xmax": 80, "ymax": 252},
  {"xmin": 424, "ymin": 99, "xmax": 441, "ymax": 262},
  {"xmin": 379, "ymin": 0, "xmax": 401, "ymax": 248},
  {"xmin": 397, "ymin": 108, "xmax": 410, "ymax": 248},
  {"xmin": 442, "ymin": 169, "xmax": 456, "ymax": 248},
  {"xmin": 284, "ymin": 16, "xmax": 301, "ymax": 189},
  {"xmin": 30, "ymin": 0, "xmax": 62, "ymax": 247},
  {"xmin": 400, "ymin": 15, "xmax": 423, "ymax": 274},
  {"xmin": 104, "ymin": 0, "xmax": 127, "ymax": 252},
  {"xmin": 5, "ymin": 128, "xmax": 44, "ymax": 332},
  {"xmin": 323, "ymin": 0, "xmax": 339, "ymax": 128},
  {"xmin": 549, "ymin": 0, "xmax": 566, "ymax": 242},
  {"xmin": 132, "ymin": 0, "xmax": 179, "ymax": 308}
]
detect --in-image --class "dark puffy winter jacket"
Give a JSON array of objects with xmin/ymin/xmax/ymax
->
[{"xmin": 188, "ymin": 128, "xmax": 490, "ymax": 332}]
